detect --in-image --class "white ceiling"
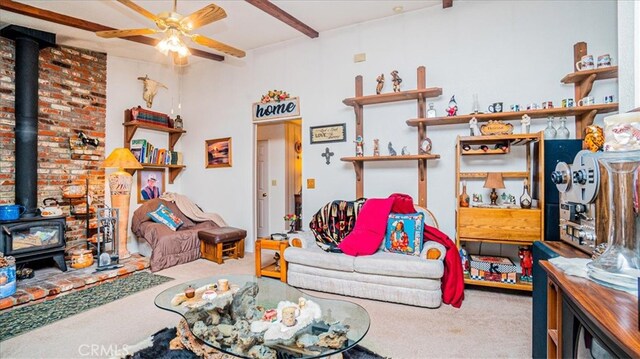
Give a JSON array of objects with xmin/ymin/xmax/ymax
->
[{"xmin": 0, "ymin": 0, "xmax": 440, "ymax": 64}]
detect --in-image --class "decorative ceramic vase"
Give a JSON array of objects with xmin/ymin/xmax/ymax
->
[
  {"xmin": 543, "ymin": 117, "xmax": 557, "ymax": 139},
  {"xmin": 184, "ymin": 286, "xmax": 195, "ymax": 298},
  {"xmin": 459, "ymin": 181, "xmax": 470, "ymax": 208},
  {"xmin": 556, "ymin": 117, "xmax": 570, "ymax": 139},
  {"xmin": 587, "ymin": 150, "xmax": 640, "ymax": 291},
  {"xmin": 520, "ymin": 179, "xmax": 532, "ymax": 209}
]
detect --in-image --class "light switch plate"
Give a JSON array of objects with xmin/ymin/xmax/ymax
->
[
  {"xmin": 271, "ymin": 180, "xmax": 277, "ymax": 186},
  {"xmin": 307, "ymin": 178, "xmax": 315, "ymax": 189},
  {"xmin": 354, "ymin": 53, "xmax": 366, "ymax": 62}
]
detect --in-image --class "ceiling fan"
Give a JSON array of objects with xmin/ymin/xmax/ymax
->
[{"xmin": 96, "ymin": 0, "xmax": 245, "ymax": 63}]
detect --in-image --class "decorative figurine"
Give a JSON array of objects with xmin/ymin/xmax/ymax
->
[
  {"xmin": 427, "ymin": 103, "xmax": 437, "ymax": 118},
  {"xmin": 446, "ymin": 95, "xmax": 458, "ymax": 116},
  {"xmin": 472, "ymin": 193, "xmax": 483, "ymax": 203},
  {"xmin": 173, "ymin": 115, "xmax": 183, "ymax": 129},
  {"xmin": 321, "ymin": 147, "xmax": 334, "ymax": 165},
  {"xmin": 469, "ymin": 117, "xmax": 481, "ymax": 136},
  {"xmin": 376, "ymin": 73, "xmax": 385, "ymax": 95},
  {"xmin": 518, "ymin": 246, "xmax": 533, "ymax": 282},
  {"xmin": 391, "ymin": 70, "xmax": 402, "ymax": 92},
  {"xmin": 419, "ymin": 137, "xmax": 432, "ymax": 154},
  {"xmin": 373, "ymin": 138, "xmax": 380, "ymax": 156},
  {"xmin": 137, "ymin": 74, "xmax": 167, "ymax": 108},
  {"xmin": 274, "ymin": 252, "xmax": 281, "ymax": 272},
  {"xmin": 459, "ymin": 245, "xmax": 470, "ymax": 274},
  {"xmin": 521, "ymin": 114, "xmax": 531, "ymax": 134},
  {"xmin": 388, "ymin": 142, "xmax": 397, "ymax": 156},
  {"xmin": 401, "ymin": 146, "xmax": 410, "ymax": 155},
  {"xmin": 471, "ymin": 93, "xmax": 481, "ymax": 114},
  {"xmin": 354, "ymin": 135, "xmax": 364, "ymax": 157},
  {"xmin": 584, "ymin": 125, "xmax": 605, "ymax": 152}
]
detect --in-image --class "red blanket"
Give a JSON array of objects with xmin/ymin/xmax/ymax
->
[{"xmin": 389, "ymin": 193, "xmax": 465, "ymax": 308}]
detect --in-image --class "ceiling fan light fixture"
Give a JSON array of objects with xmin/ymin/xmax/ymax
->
[{"xmin": 155, "ymin": 28, "xmax": 190, "ymax": 57}]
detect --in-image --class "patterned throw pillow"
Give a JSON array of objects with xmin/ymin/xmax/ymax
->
[
  {"xmin": 383, "ymin": 212, "xmax": 424, "ymax": 256},
  {"xmin": 147, "ymin": 203, "xmax": 184, "ymax": 231}
]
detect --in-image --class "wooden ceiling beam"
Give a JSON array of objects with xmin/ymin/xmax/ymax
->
[
  {"xmin": 245, "ymin": 0, "xmax": 318, "ymax": 39},
  {"xmin": 443, "ymin": 0, "xmax": 453, "ymax": 9},
  {"xmin": 0, "ymin": 0, "xmax": 224, "ymax": 61}
]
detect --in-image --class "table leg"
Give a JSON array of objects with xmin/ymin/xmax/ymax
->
[{"xmin": 255, "ymin": 239, "xmax": 262, "ymax": 277}]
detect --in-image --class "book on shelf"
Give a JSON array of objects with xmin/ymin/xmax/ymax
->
[
  {"xmin": 130, "ymin": 139, "xmax": 146, "ymax": 162},
  {"xmin": 131, "ymin": 138, "xmax": 182, "ymax": 166}
]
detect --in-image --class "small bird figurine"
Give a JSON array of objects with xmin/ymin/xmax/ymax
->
[
  {"xmin": 388, "ymin": 142, "xmax": 397, "ymax": 156},
  {"xmin": 401, "ymin": 146, "xmax": 410, "ymax": 155},
  {"xmin": 391, "ymin": 70, "xmax": 402, "ymax": 92},
  {"xmin": 375, "ymin": 74, "xmax": 385, "ymax": 95}
]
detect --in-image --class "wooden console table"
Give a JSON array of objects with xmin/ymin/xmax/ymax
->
[{"xmin": 541, "ymin": 261, "xmax": 640, "ymax": 358}]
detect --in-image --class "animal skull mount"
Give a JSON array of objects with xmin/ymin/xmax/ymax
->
[{"xmin": 137, "ymin": 75, "xmax": 167, "ymax": 108}]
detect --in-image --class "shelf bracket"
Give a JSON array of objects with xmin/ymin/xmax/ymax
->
[
  {"xmin": 577, "ymin": 74, "xmax": 597, "ymax": 99},
  {"xmin": 124, "ymin": 125, "xmax": 138, "ymax": 147},
  {"xmin": 581, "ymin": 109, "xmax": 598, "ymax": 128}
]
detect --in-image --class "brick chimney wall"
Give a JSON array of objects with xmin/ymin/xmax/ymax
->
[{"xmin": 0, "ymin": 37, "xmax": 107, "ymax": 249}]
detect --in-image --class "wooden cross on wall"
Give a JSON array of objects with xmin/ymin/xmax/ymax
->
[{"xmin": 321, "ymin": 147, "xmax": 334, "ymax": 165}]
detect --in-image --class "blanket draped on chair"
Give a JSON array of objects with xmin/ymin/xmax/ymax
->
[{"xmin": 160, "ymin": 192, "xmax": 227, "ymax": 227}]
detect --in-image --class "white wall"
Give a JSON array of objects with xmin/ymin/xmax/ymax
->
[
  {"xmin": 619, "ymin": 0, "xmax": 638, "ymax": 111},
  {"xmin": 180, "ymin": 0, "xmax": 618, "ymax": 249},
  {"xmin": 256, "ymin": 123, "xmax": 287, "ymax": 233},
  {"xmin": 105, "ymin": 55, "xmax": 183, "ymax": 253}
]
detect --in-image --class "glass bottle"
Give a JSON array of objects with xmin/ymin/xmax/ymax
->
[
  {"xmin": 556, "ymin": 117, "xmax": 570, "ymax": 139},
  {"xmin": 587, "ymin": 150, "xmax": 640, "ymax": 292},
  {"xmin": 459, "ymin": 181, "xmax": 470, "ymax": 208},
  {"xmin": 520, "ymin": 178, "xmax": 532, "ymax": 209},
  {"xmin": 543, "ymin": 117, "xmax": 557, "ymax": 139},
  {"xmin": 427, "ymin": 103, "xmax": 437, "ymax": 118}
]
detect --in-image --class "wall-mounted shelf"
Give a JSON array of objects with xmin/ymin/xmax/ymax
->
[
  {"xmin": 560, "ymin": 66, "xmax": 618, "ymax": 84},
  {"xmin": 123, "ymin": 112, "xmax": 187, "ymax": 184},
  {"xmin": 340, "ymin": 66, "xmax": 442, "ymax": 206},
  {"xmin": 406, "ymin": 103, "xmax": 618, "ymax": 127},
  {"xmin": 343, "ymin": 87, "xmax": 443, "ymax": 107}
]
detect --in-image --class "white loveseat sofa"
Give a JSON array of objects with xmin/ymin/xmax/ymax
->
[{"xmin": 283, "ymin": 208, "xmax": 448, "ymax": 308}]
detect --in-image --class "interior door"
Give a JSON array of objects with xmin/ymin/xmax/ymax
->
[{"xmin": 257, "ymin": 140, "xmax": 269, "ymax": 237}]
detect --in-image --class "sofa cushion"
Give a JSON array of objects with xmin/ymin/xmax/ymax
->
[
  {"xmin": 338, "ymin": 197, "xmax": 395, "ymax": 256},
  {"xmin": 284, "ymin": 245, "xmax": 355, "ymax": 272},
  {"xmin": 383, "ymin": 212, "xmax": 424, "ymax": 256},
  {"xmin": 353, "ymin": 251, "xmax": 444, "ymax": 279}
]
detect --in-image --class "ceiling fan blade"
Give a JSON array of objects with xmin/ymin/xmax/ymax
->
[
  {"xmin": 117, "ymin": 0, "xmax": 161, "ymax": 23},
  {"xmin": 180, "ymin": 4, "xmax": 227, "ymax": 30},
  {"xmin": 96, "ymin": 28, "xmax": 157, "ymax": 38},
  {"xmin": 191, "ymin": 34, "xmax": 245, "ymax": 58}
]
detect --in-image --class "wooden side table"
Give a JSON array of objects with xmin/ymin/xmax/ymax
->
[{"xmin": 255, "ymin": 238, "xmax": 289, "ymax": 282}]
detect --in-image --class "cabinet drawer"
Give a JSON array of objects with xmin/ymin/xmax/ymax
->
[{"xmin": 458, "ymin": 207, "xmax": 541, "ymax": 242}]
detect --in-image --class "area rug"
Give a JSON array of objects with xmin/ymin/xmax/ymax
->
[
  {"xmin": 126, "ymin": 327, "xmax": 384, "ymax": 359},
  {"xmin": 0, "ymin": 271, "xmax": 173, "ymax": 341}
]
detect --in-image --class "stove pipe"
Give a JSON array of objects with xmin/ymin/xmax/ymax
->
[{"xmin": 0, "ymin": 25, "xmax": 55, "ymax": 217}]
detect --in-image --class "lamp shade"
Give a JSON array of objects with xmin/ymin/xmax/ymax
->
[
  {"xmin": 103, "ymin": 148, "xmax": 143, "ymax": 170},
  {"xmin": 483, "ymin": 172, "xmax": 505, "ymax": 189}
]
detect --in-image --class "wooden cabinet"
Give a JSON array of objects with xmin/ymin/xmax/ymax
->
[
  {"xmin": 455, "ymin": 133, "xmax": 544, "ymax": 291},
  {"xmin": 340, "ymin": 66, "xmax": 442, "ymax": 207},
  {"xmin": 123, "ymin": 115, "xmax": 186, "ymax": 184}
]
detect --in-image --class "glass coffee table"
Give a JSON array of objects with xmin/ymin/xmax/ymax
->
[{"xmin": 155, "ymin": 275, "xmax": 370, "ymax": 358}]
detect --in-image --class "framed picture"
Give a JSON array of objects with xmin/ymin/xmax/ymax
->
[
  {"xmin": 206, "ymin": 137, "xmax": 232, "ymax": 168},
  {"xmin": 309, "ymin": 123, "xmax": 346, "ymax": 144},
  {"xmin": 137, "ymin": 169, "xmax": 165, "ymax": 203}
]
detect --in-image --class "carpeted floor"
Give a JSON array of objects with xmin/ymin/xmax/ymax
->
[
  {"xmin": 0, "ymin": 256, "xmax": 532, "ymax": 358},
  {"xmin": 0, "ymin": 272, "xmax": 173, "ymax": 341}
]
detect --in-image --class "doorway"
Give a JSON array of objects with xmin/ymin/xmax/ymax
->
[{"xmin": 255, "ymin": 120, "xmax": 302, "ymax": 238}]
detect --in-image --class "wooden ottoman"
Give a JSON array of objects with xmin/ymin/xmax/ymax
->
[{"xmin": 198, "ymin": 227, "xmax": 246, "ymax": 264}]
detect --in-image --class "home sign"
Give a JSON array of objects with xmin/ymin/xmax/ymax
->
[{"xmin": 253, "ymin": 97, "xmax": 300, "ymax": 122}]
